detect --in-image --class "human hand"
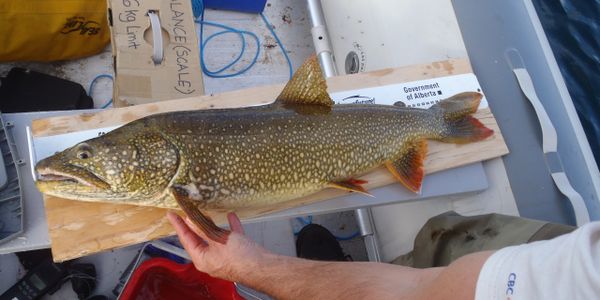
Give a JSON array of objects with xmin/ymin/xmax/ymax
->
[{"xmin": 167, "ymin": 211, "xmax": 267, "ymax": 282}]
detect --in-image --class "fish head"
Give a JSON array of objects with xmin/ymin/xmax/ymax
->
[{"xmin": 35, "ymin": 127, "xmax": 180, "ymax": 204}]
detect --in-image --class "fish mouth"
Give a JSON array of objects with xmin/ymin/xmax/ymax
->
[{"xmin": 36, "ymin": 167, "xmax": 111, "ymax": 190}]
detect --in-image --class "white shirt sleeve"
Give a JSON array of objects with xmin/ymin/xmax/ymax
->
[{"xmin": 475, "ymin": 221, "xmax": 600, "ymax": 300}]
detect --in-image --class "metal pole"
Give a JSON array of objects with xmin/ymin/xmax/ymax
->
[
  {"xmin": 355, "ymin": 207, "xmax": 381, "ymax": 262},
  {"xmin": 306, "ymin": 0, "xmax": 337, "ymax": 77}
]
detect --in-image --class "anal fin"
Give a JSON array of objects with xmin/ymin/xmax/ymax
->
[
  {"xmin": 385, "ymin": 139, "xmax": 427, "ymax": 193},
  {"xmin": 170, "ymin": 186, "xmax": 230, "ymax": 244},
  {"xmin": 328, "ymin": 178, "xmax": 373, "ymax": 197}
]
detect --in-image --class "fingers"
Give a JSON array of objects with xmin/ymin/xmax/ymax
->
[
  {"xmin": 170, "ymin": 211, "xmax": 242, "ymax": 245},
  {"xmin": 183, "ymin": 216, "xmax": 211, "ymax": 242},
  {"xmin": 227, "ymin": 212, "xmax": 245, "ymax": 234},
  {"xmin": 167, "ymin": 211, "xmax": 207, "ymax": 253}
]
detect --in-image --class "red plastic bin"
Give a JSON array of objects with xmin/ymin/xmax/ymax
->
[{"xmin": 120, "ymin": 257, "xmax": 243, "ymax": 300}]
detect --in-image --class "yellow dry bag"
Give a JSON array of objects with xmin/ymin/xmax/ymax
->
[{"xmin": 0, "ymin": 0, "xmax": 110, "ymax": 62}]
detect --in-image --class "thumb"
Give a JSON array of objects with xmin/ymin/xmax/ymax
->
[{"xmin": 227, "ymin": 212, "xmax": 244, "ymax": 234}]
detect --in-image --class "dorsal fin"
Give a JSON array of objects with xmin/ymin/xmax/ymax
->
[{"xmin": 276, "ymin": 55, "xmax": 334, "ymax": 108}]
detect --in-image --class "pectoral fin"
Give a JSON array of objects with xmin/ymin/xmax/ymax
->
[
  {"xmin": 385, "ymin": 139, "xmax": 427, "ymax": 193},
  {"xmin": 328, "ymin": 178, "xmax": 373, "ymax": 197},
  {"xmin": 275, "ymin": 55, "xmax": 334, "ymax": 111},
  {"xmin": 170, "ymin": 186, "xmax": 230, "ymax": 244}
]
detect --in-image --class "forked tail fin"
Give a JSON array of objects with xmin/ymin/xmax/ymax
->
[{"xmin": 431, "ymin": 92, "xmax": 494, "ymax": 144}]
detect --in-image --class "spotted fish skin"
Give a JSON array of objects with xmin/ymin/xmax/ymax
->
[
  {"xmin": 146, "ymin": 103, "xmax": 440, "ymax": 209},
  {"xmin": 35, "ymin": 56, "xmax": 493, "ymax": 214}
]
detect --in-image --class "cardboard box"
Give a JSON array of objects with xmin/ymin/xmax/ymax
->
[{"xmin": 107, "ymin": 0, "xmax": 204, "ymax": 106}]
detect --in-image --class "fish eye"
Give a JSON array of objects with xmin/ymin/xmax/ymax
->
[{"xmin": 75, "ymin": 143, "xmax": 93, "ymax": 160}]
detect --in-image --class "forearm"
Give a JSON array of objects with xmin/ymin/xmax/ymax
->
[
  {"xmin": 169, "ymin": 211, "xmax": 488, "ymax": 299},
  {"xmin": 233, "ymin": 252, "xmax": 443, "ymax": 300}
]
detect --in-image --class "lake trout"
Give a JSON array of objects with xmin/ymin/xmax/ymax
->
[{"xmin": 35, "ymin": 56, "xmax": 493, "ymax": 243}]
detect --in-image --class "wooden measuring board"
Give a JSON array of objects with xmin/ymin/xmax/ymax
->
[{"xmin": 32, "ymin": 58, "xmax": 509, "ymax": 261}]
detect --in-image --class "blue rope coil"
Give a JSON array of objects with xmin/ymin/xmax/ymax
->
[
  {"xmin": 88, "ymin": 74, "xmax": 114, "ymax": 109},
  {"xmin": 193, "ymin": 0, "xmax": 293, "ymax": 80},
  {"xmin": 197, "ymin": 19, "xmax": 261, "ymax": 78}
]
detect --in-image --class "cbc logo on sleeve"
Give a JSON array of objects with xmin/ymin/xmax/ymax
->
[{"xmin": 506, "ymin": 272, "xmax": 517, "ymax": 297}]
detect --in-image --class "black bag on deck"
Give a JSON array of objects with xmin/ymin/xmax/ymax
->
[{"xmin": 0, "ymin": 68, "xmax": 93, "ymax": 112}]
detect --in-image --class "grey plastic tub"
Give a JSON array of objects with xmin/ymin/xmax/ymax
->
[{"xmin": 452, "ymin": 0, "xmax": 600, "ymax": 224}]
